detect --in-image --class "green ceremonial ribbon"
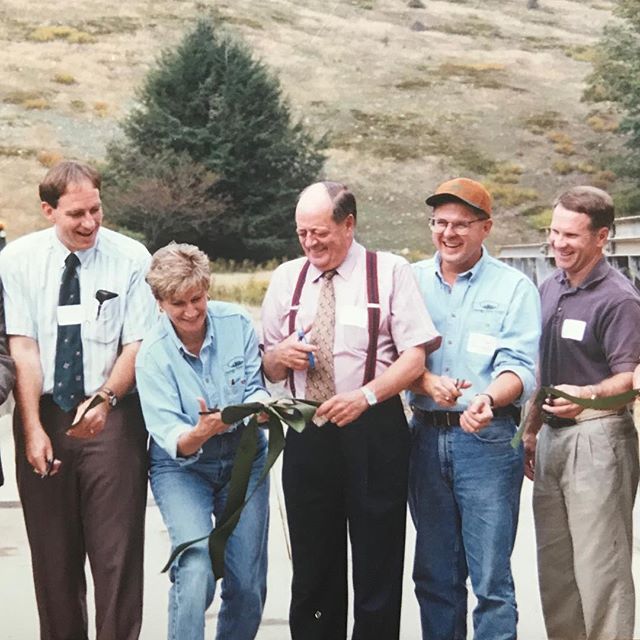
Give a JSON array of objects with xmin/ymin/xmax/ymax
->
[
  {"xmin": 67, "ymin": 393, "xmax": 105, "ymax": 431},
  {"xmin": 161, "ymin": 397, "xmax": 319, "ymax": 579},
  {"xmin": 510, "ymin": 386, "xmax": 640, "ymax": 448}
]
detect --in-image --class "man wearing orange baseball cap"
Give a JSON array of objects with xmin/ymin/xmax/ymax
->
[{"xmin": 407, "ymin": 177, "xmax": 541, "ymax": 640}]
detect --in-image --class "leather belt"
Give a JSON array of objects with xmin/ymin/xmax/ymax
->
[
  {"xmin": 541, "ymin": 412, "xmax": 576, "ymax": 429},
  {"xmin": 543, "ymin": 407, "xmax": 627, "ymax": 429},
  {"xmin": 412, "ymin": 405, "xmax": 520, "ymax": 428},
  {"xmin": 412, "ymin": 408, "xmax": 462, "ymax": 427}
]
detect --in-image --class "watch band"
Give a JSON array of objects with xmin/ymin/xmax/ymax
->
[
  {"xmin": 360, "ymin": 386, "xmax": 378, "ymax": 407},
  {"xmin": 99, "ymin": 386, "xmax": 118, "ymax": 408},
  {"xmin": 475, "ymin": 392, "xmax": 495, "ymax": 408}
]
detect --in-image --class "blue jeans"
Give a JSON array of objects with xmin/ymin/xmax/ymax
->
[
  {"xmin": 408, "ymin": 414, "xmax": 523, "ymax": 640},
  {"xmin": 150, "ymin": 426, "xmax": 269, "ymax": 640}
]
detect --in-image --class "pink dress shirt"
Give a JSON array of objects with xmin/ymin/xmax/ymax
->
[{"xmin": 261, "ymin": 241, "xmax": 441, "ymax": 396}]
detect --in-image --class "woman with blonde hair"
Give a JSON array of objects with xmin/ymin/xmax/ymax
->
[{"xmin": 136, "ymin": 243, "xmax": 269, "ymax": 640}]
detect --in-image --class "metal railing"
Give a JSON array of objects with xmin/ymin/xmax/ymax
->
[{"xmin": 498, "ymin": 216, "xmax": 640, "ymax": 289}]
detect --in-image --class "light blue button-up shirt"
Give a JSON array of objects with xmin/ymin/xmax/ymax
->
[
  {"xmin": 136, "ymin": 301, "xmax": 269, "ymax": 462},
  {"xmin": 407, "ymin": 248, "xmax": 541, "ymax": 412}
]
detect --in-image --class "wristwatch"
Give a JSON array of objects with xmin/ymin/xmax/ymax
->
[
  {"xmin": 475, "ymin": 392, "xmax": 495, "ymax": 408},
  {"xmin": 360, "ymin": 386, "xmax": 378, "ymax": 407},
  {"xmin": 99, "ymin": 386, "xmax": 118, "ymax": 408}
]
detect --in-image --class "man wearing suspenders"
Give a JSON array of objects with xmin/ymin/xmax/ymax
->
[{"xmin": 262, "ymin": 181, "xmax": 440, "ymax": 640}]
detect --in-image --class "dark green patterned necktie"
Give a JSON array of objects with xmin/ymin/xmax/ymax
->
[{"xmin": 53, "ymin": 253, "xmax": 84, "ymax": 412}]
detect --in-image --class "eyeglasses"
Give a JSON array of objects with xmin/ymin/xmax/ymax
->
[{"xmin": 428, "ymin": 217, "xmax": 487, "ymax": 235}]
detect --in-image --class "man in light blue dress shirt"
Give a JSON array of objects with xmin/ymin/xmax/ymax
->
[
  {"xmin": 0, "ymin": 161, "xmax": 156, "ymax": 640},
  {"xmin": 407, "ymin": 178, "xmax": 541, "ymax": 640}
]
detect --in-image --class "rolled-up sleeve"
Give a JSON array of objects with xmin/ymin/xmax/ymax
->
[
  {"xmin": 492, "ymin": 277, "xmax": 541, "ymax": 403},
  {"xmin": 135, "ymin": 350, "xmax": 197, "ymax": 462}
]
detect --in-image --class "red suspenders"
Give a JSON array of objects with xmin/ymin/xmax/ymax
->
[
  {"xmin": 364, "ymin": 249, "xmax": 380, "ymax": 386},
  {"xmin": 287, "ymin": 261, "xmax": 311, "ymax": 397},
  {"xmin": 287, "ymin": 251, "xmax": 380, "ymax": 398}
]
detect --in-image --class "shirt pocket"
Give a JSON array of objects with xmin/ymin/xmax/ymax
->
[
  {"xmin": 83, "ymin": 299, "xmax": 122, "ymax": 345},
  {"xmin": 337, "ymin": 304, "xmax": 370, "ymax": 353},
  {"xmin": 224, "ymin": 356, "xmax": 246, "ymax": 403},
  {"xmin": 464, "ymin": 301, "xmax": 506, "ymax": 365}
]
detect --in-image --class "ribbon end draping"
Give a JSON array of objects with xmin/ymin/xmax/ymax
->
[{"xmin": 162, "ymin": 398, "xmax": 317, "ymax": 579}]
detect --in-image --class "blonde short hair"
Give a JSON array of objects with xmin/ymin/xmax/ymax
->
[{"xmin": 146, "ymin": 243, "xmax": 211, "ymax": 301}]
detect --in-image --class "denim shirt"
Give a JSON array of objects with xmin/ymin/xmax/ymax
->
[
  {"xmin": 136, "ymin": 301, "xmax": 269, "ymax": 463},
  {"xmin": 407, "ymin": 248, "xmax": 541, "ymax": 412}
]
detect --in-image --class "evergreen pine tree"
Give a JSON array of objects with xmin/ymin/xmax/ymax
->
[{"xmin": 104, "ymin": 19, "xmax": 325, "ymax": 260}]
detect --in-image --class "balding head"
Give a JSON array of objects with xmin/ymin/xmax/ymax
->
[
  {"xmin": 297, "ymin": 181, "xmax": 357, "ymax": 223},
  {"xmin": 295, "ymin": 181, "xmax": 356, "ymax": 271}
]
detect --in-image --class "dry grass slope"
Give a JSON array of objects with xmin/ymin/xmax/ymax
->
[{"xmin": 0, "ymin": 0, "xmax": 621, "ymax": 254}]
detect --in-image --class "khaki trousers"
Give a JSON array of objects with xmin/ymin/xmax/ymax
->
[{"xmin": 533, "ymin": 411, "xmax": 638, "ymax": 640}]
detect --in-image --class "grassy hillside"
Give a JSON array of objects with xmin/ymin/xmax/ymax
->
[{"xmin": 0, "ymin": 0, "xmax": 621, "ymax": 255}]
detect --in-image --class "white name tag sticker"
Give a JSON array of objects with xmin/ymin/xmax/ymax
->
[
  {"xmin": 467, "ymin": 332, "xmax": 498, "ymax": 356},
  {"xmin": 57, "ymin": 304, "xmax": 84, "ymax": 326},
  {"xmin": 337, "ymin": 305, "xmax": 367, "ymax": 328},
  {"xmin": 561, "ymin": 318, "xmax": 586, "ymax": 341}
]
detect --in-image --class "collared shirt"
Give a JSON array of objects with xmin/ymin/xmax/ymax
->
[
  {"xmin": 540, "ymin": 257, "xmax": 640, "ymax": 386},
  {"xmin": 136, "ymin": 301, "xmax": 269, "ymax": 461},
  {"xmin": 261, "ymin": 240, "xmax": 440, "ymax": 396},
  {"xmin": 407, "ymin": 248, "xmax": 541, "ymax": 411},
  {"xmin": 0, "ymin": 226, "xmax": 156, "ymax": 395}
]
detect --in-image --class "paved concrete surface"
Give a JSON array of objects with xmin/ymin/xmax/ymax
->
[{"xmin": 2, "ymin": 410, "xmax": 640, "ymax": 639}]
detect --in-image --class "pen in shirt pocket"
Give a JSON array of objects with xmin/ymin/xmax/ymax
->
[{"xmin": 297, "ymin": 328, "xmax": 315, "ymax": 369}]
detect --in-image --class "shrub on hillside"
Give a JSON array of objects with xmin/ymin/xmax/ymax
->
[{"xmin": 104, "ymin": 19, "xmax": 325, "ymax": 261}]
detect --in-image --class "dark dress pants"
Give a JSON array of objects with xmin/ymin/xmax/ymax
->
[
  {"xmin": 13, "ymin": 394, "xmax": 148, "ymax": 640},
  {"xmin": 283, "ymin": 395, "xmax": 410, "ymax": 640}
]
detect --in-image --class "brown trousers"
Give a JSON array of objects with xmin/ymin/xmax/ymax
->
[{"xmin": 14, "ymin": 394, "xmax": 148, "ymax": 640}]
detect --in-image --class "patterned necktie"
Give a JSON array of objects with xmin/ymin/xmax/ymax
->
[
  {"xmin": 306, "ymin": 270, "xmax": 337, "ymax": 404},
  {"xmin": 53, "ymin": 253, "xmax": 84, "ymax": 412}
]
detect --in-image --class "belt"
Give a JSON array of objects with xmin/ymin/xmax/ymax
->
[
  {"xmin": 412, "ymin": 404, "xmax": 520, "ymax": 428},
  {"xmin": 412, "ymin": 408, "xmax": 462, "ymax": 427},
  {"xmin": 543, "ymin": 407, "xmax": 627, "ymax": 429}
]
